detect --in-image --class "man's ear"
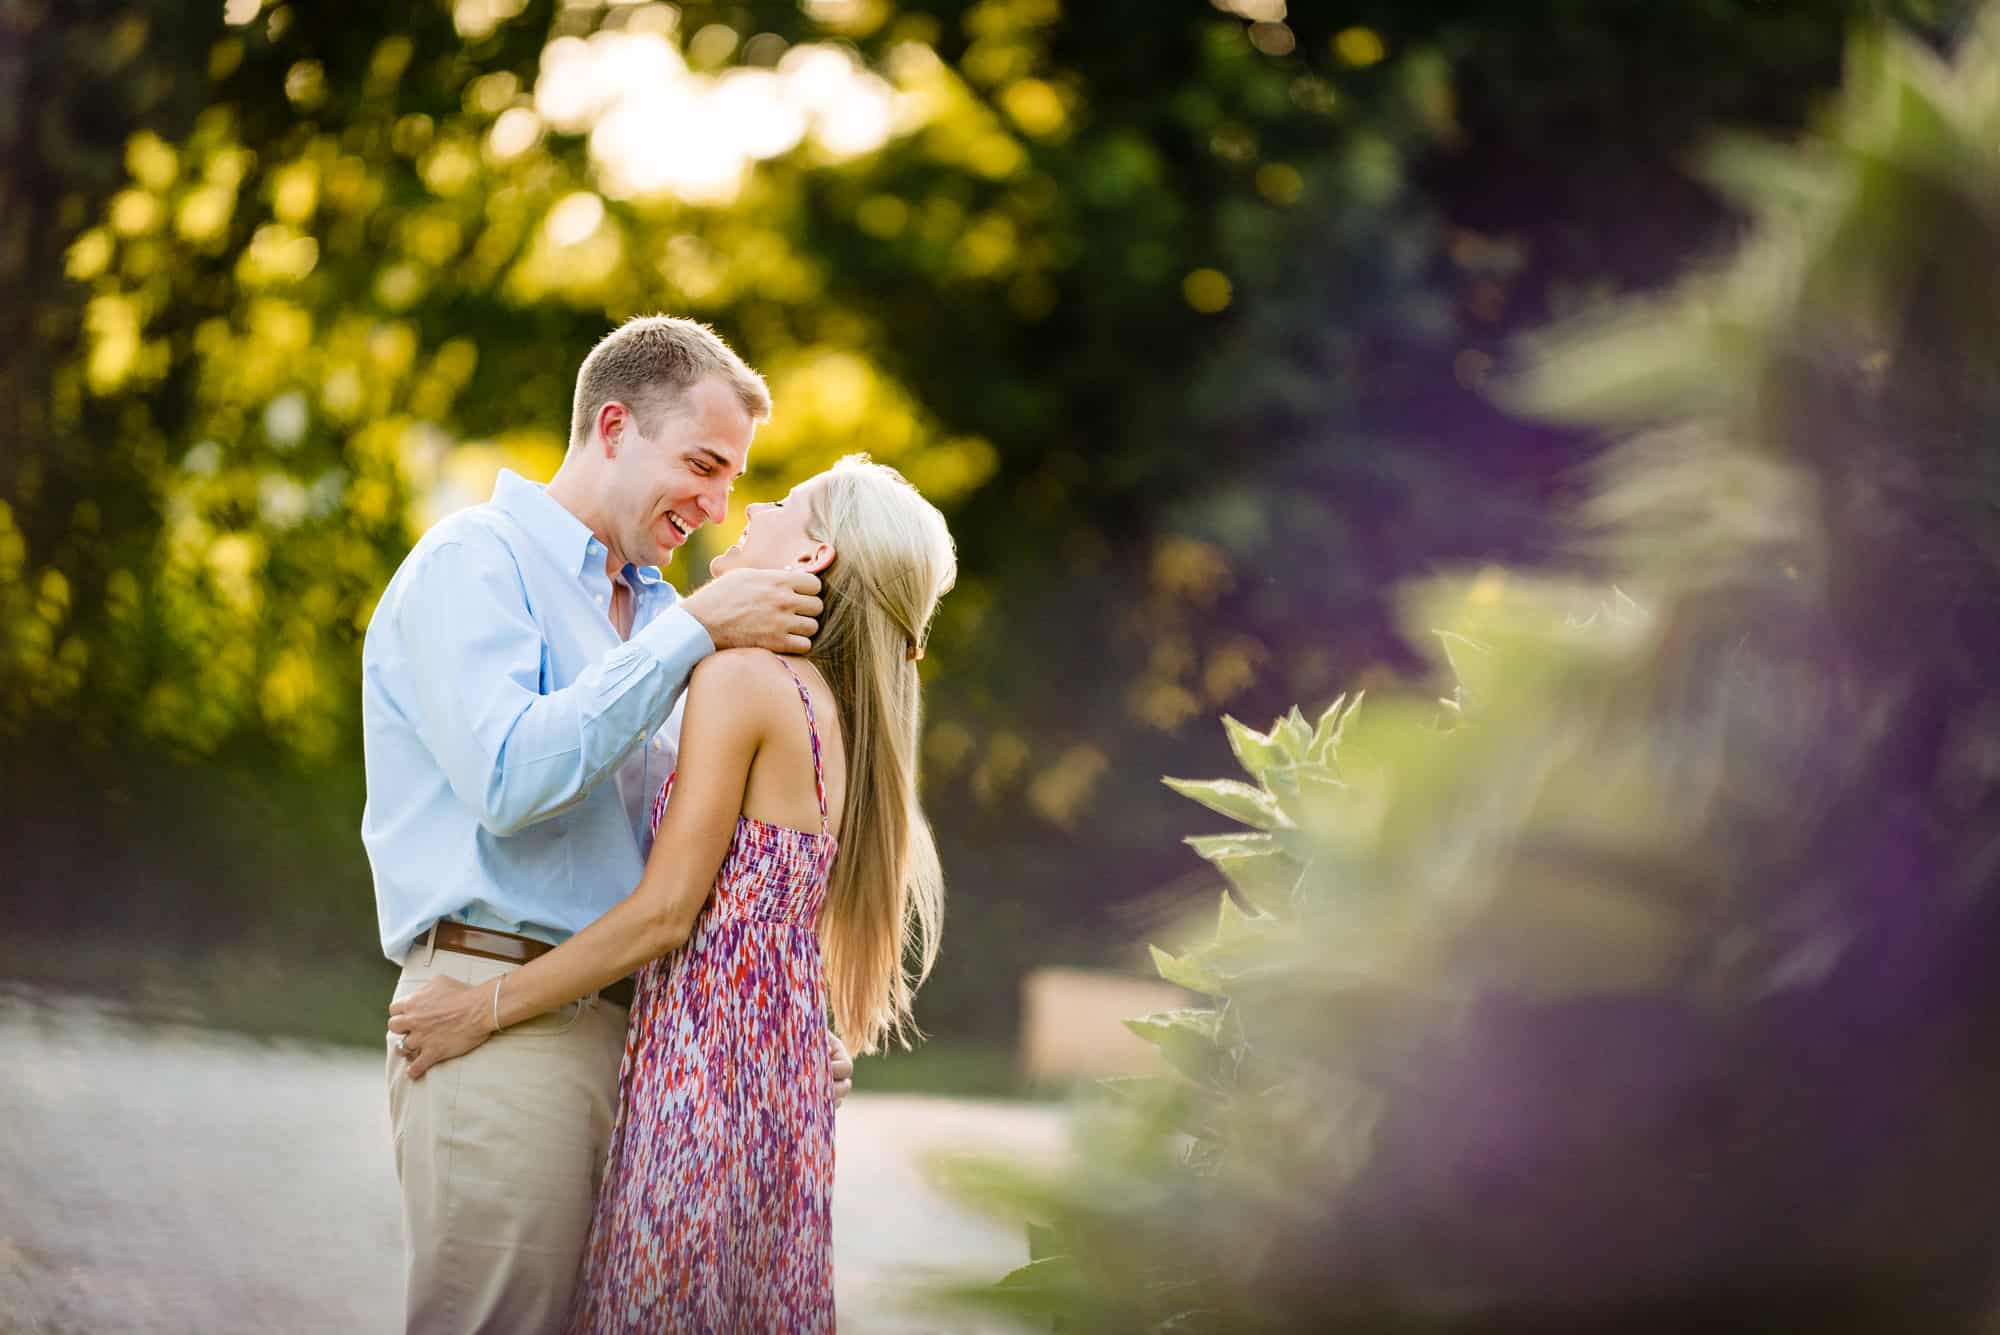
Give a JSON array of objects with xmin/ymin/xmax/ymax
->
[
  {"xmin": 799, "ymin": 542, "xmax": 835, "ymax": 574},
  {"xmin": 594, "ymin": 401, "xmax": 628, "ymax": 456}
]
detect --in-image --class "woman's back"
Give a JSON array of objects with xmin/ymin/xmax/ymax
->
[
  {"xmin": 734, "ymin": 651, "xmax": 846, "ymax": 842},
  {"xmin": 566, "ymin": 651, "xmax": 840, "ymax": 1334}
]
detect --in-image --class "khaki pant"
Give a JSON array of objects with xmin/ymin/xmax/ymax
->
[{"xmin": 387, "ymin": 942, "xmax": 628, "ymax": 1335}]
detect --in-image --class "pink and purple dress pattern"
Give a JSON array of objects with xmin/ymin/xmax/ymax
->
[{"xmin": 565, "ymin": 661, "xmax": 838, "ymax": 1333}]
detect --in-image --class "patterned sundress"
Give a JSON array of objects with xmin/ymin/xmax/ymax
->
[{"xmin": 565, "ymin": 660, "xmax": 838, "ymax": 1334}]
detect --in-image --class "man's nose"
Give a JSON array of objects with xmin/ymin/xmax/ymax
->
[{"xmin": 696, "ymin": 486, "xmax": 728, "ymax": 526}]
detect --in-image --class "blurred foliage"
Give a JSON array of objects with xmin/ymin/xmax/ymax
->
[
  {"xmin": 949, "ymin": 7, "xmax": 2000, "ymax": 1329},
  {"xmin": 0, "ymin": 0, "xmax": 1951, "ymax": 1039}
]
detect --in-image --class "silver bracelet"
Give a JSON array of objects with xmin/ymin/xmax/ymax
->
[{"xmin": 491, "ymin": 977, "xmax": 504, "ymax": 1034}]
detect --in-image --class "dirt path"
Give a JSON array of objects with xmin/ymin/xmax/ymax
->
[{"xmin": 0, "ymin": 988, "xmax": 1059, "ymax": 1333}]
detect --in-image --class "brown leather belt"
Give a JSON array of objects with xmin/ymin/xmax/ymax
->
[{"xmin": 432, "ymin": 920, "xmax": 635, "ymax": 1010}]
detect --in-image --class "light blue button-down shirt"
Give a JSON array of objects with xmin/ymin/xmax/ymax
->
[{"xmin": 361, "ymin": 469, "xmax": 710, "ymax": 962}]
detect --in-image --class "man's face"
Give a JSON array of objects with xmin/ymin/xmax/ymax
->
[{"xmin": 606, "ymin": 375, "xmax": 753, "ymax": 568}]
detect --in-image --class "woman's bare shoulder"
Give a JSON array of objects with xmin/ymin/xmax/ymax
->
[{"xmin": 688, "ymin": 648, "xmax": 805, "ymax": 722}]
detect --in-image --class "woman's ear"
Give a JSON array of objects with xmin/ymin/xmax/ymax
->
[{"xmin": 799, "ymin": 541, "xmax": 835, "ymax": 574}]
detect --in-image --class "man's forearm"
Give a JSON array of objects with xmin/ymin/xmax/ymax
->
[{"xmin": 429, "ymin": 605, "xmax": 712, "ymax": 834}]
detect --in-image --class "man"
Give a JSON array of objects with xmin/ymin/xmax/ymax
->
[{"xmin": 360, "ymin": 316, "xmax": 854, "ymax": 1333}]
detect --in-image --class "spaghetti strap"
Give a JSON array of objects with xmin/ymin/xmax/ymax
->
[{"xmin": 774, "ymin": 657, "xmax": 831, "ymax": 838}]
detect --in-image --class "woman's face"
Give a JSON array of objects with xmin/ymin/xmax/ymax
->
[{"xmin": 709, "ymin": 475, "xmax": 832, "ymax": 579}]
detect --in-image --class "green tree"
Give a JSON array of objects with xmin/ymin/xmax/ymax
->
[{"xmin": 2, "ymin": 0, "xmax": 1937, "ymax": 1040}]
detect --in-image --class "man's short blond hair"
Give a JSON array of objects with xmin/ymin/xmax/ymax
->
[{"xmin": 568, "ymin": 315, "xmax": 771, "ymax": 450}]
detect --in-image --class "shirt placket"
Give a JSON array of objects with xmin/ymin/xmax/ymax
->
[{"xmin": 622, "ymin": 575, "xmax": 670, "ymax": 839}]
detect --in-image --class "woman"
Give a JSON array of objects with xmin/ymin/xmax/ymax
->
[{"xmin": 388, "ymin": 455, "xmax": 954, "ymax": 1330}]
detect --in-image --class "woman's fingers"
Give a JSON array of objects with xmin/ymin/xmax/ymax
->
[
  {"xmin": 403, "ymin": 1033, "xmax": 437, "ymax": 1077},
  {"xmin": 388, "ymin": 983, "xmax": 436, "ymax": 1018},
  {"xmin": 385, "ymin": 977, "xmax": 486, "ymax": 1082}
]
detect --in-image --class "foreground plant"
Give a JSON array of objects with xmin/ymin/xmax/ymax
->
[{"xmin": 945, "ymin": 7, "xmax": 2000, "ymax": 1331}]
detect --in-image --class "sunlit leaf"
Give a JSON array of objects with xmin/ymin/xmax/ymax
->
[
  {"xmin": 1124, "ymin": 1007, "xmax": 1228, "ymax": 1089},
  {"xmin": 1163, "ymin": 777, "xmax": 1285, "ymax": 831},
  {"xmin": 1150, "ymin": 944, "xmax": 1222, "ymax": 995},
  {"xmin": 1221, "ymin": 713, "xmax": 1281, "ymax": 782},
  {"xmin": 1309, "ymin": 691, "xmax": 1360, "ymax": 765},
  {"xmin": 1186, "ymin": 833, "xmax": 1302, "ymax": 910}
]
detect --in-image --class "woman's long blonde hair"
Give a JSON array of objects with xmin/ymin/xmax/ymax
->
[{"xmin": 803, "ymin": 456, "xmax": 955, "ymax": 1054}]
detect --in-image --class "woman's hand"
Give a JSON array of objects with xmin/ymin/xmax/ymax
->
[
  {"xmin": 827, "ymin": 1031, "xmax": 854, "ymax": 1107},
  {"xmin": 388, "ymin": 976, "xmax": 498, "ymax": 1080}
]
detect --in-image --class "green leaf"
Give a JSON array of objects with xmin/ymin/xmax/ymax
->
[
  {"xmin": 1126, "ymin": 1006, "xmax": 1222, "ymax": 1041},
  {"xmin": 1163, "ymin": 776, "xmax": 1285, "ymax": 830},
  {"xmin": 1096, "ymin": 1072, "xmax": 1183, "ymax": 1105},
  {"xmin": 1124, "ymin": 1007, "xmax": 1228, "ymax": 1088},
  {"xmin": 1186, "ymin": 833, "xmax": 1301, "ymax": 911},
  {"xmin": 1096, "ymin": 1073, "xmax": 1209, "ymax": 1137},
  {"xmin": 1701, "ymin": 133, "xmax": 1836, "ymax": 218},
  {"xmin": 1276, "ymin": 705, "xmax": 1313, "ymax": 760},
  {"xmin": 1215, "ymin": 889, "xmax": 1268, "ymax": 949},
  {"xmin": 1150, "ymin": 943, "xmax": 1223, "ymax": 995},
  {"xmin": 1280, "ymin": 768, "xmax": 1350, "ymax": 838},
  {"xmin": 1220, "ymin": 714, "xmax": 1281, "ymax": 782},
  {"xmin": 1262, "ymin": 761, "xmax": 1300, "ymax": 801},
  {"xmin": 1502, "ymin": 299, "xmax": 1724, "ymax": 426},
  {"xmin": 1273, "ymin": 827, "xmax": 1325, "ymax": 865},
  {"xmin": 1433, "ymin": 629, "xmax": 1492, "ymax": 706},
  {"xmin": 1185, "ymin": 832, "xmax": 1280, "ymax": 861},
  {"xmin": 1311, "ymin": 691, "xmax": 1364, "ymax": 765},
  {"xmin": 980, "ymin": 1256, "xmax": 1088, "ymax": 1314}
]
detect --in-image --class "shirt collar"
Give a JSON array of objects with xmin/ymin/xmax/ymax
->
[{"xmin": 490, "ymin": 469, "xmax": 669, "ymax": 590}]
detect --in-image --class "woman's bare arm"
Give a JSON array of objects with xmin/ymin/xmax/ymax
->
[{"xmin": 389, "ymin": 651, "xmax": 774, "ymax": 1077}]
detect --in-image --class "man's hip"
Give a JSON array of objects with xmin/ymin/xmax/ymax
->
[
  {"xmin": 419, "ymin": 919, "xmax": 636, "ymax": 1011},
  {"xmin": 385, "ymin": 929, "xmax": 629, "ymax": 1335}
]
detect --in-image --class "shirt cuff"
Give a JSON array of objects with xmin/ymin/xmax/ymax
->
[{"xmin": 630, "ymin": 603, "xmax": 714, "ymax": 685}]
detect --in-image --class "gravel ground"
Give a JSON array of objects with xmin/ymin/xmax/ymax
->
[{"xmin": 0, "ymin": 988, "xmax": 1060, "ymax": 1333}]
